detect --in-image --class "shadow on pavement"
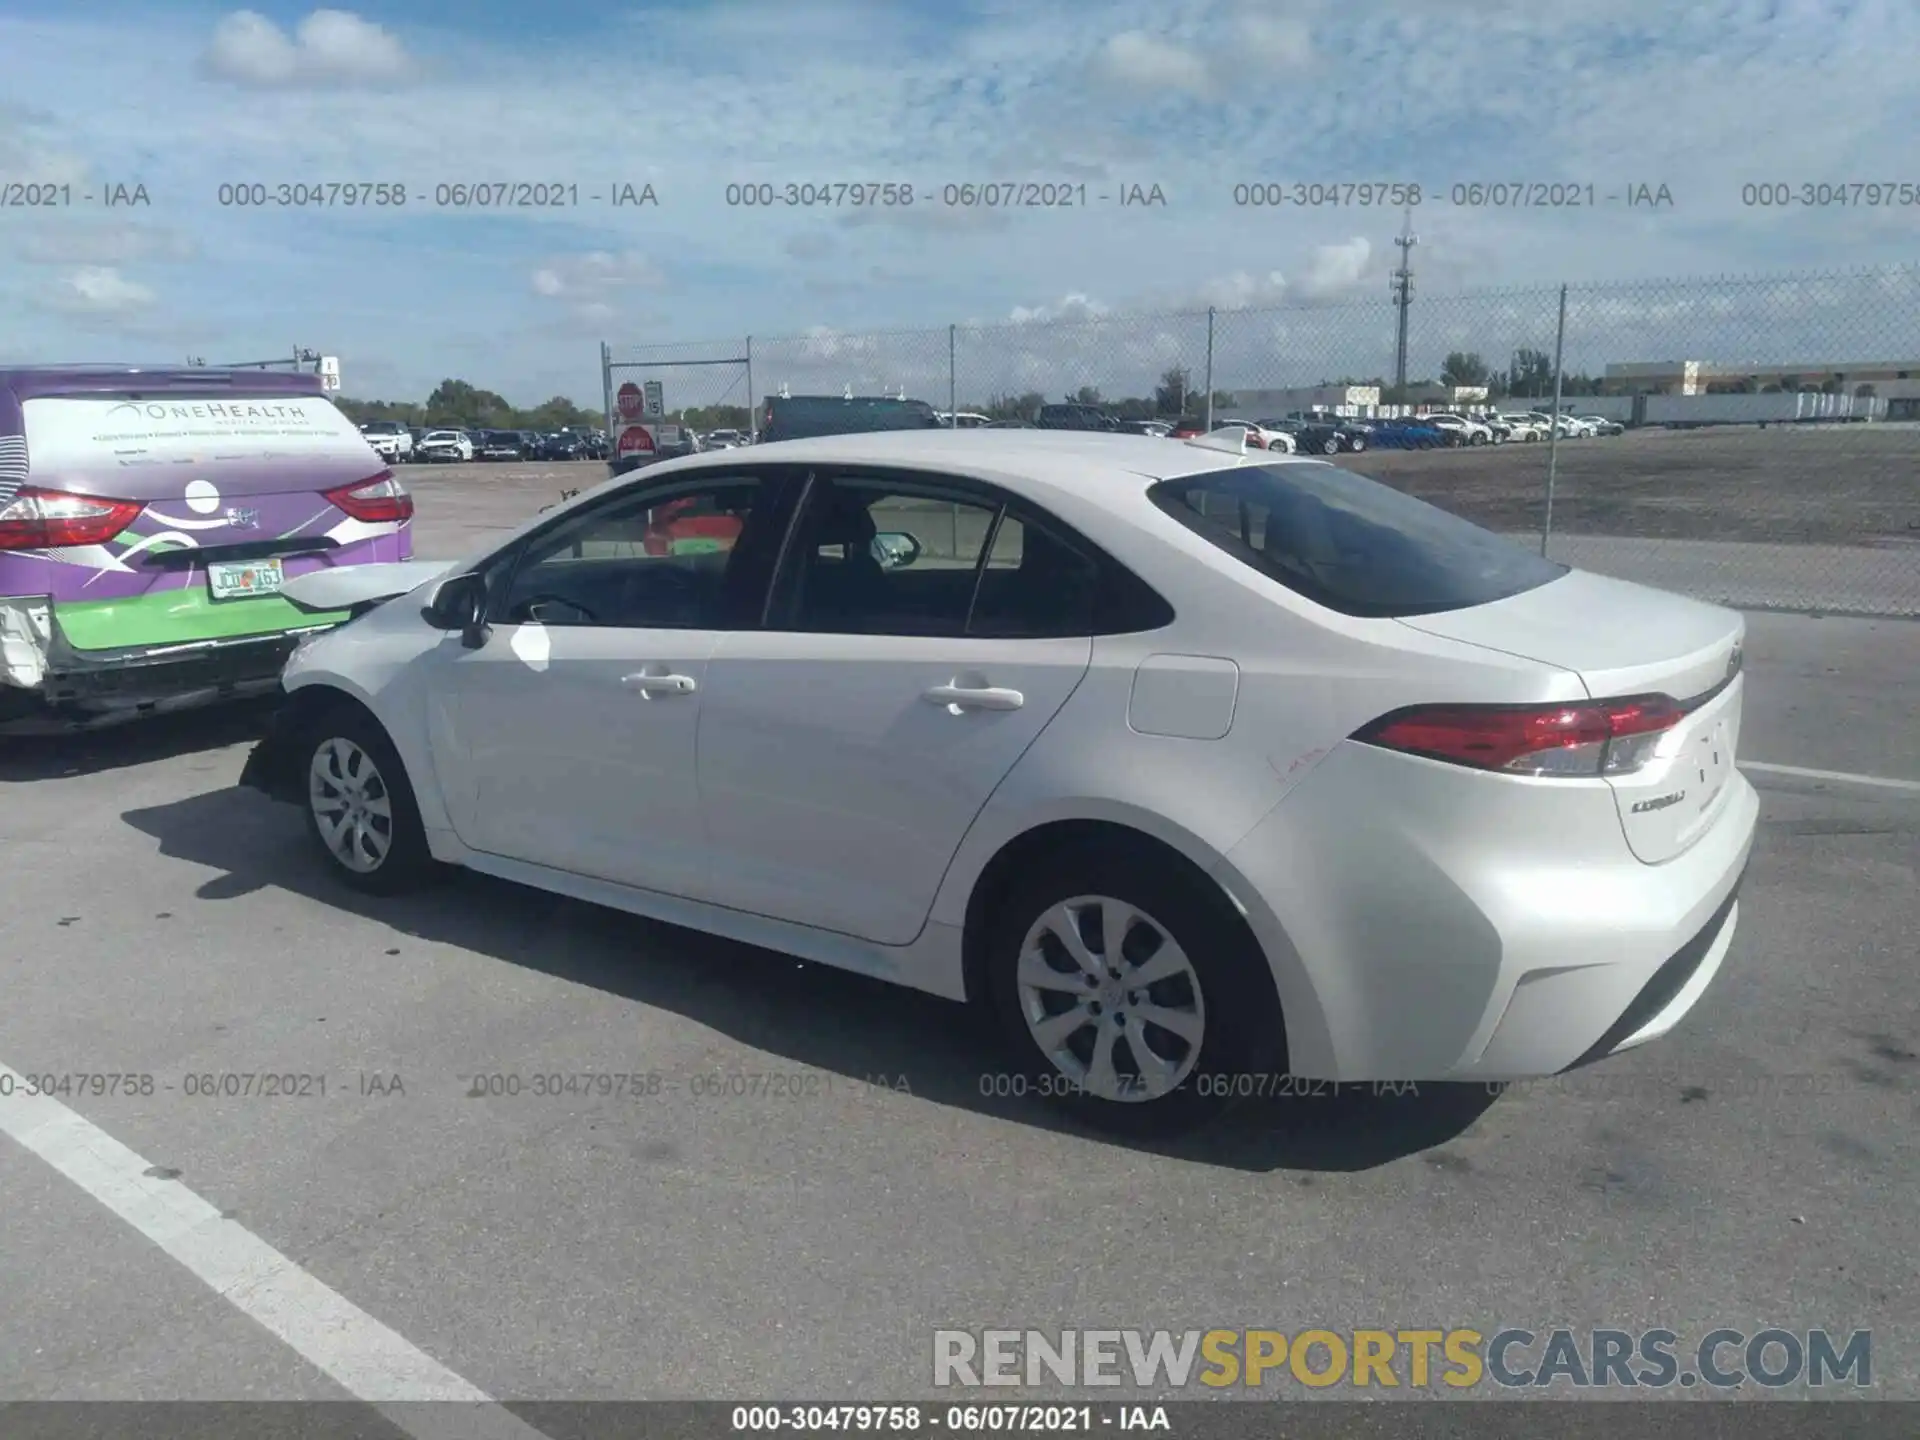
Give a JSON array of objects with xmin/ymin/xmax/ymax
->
[
  {"xmin": 0, "ymin": 698, "xmax": 281, "ymax": 782},
  {"xmin": 119, "ymin": 783, "xmax": 1496, "ymax": 1174}
]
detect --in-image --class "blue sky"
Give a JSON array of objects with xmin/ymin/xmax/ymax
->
[{"xmin": 3, "ymin": 0, "xmax": 1918, "ymax": 409}]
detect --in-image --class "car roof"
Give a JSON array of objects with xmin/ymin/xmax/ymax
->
[{"xmin": 648, "ymin": 427, "xmax": 1331, "ymax": 502}]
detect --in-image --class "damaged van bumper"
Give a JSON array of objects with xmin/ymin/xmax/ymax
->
[{"xmin": 0, "ymin": 595, "xmax": 333, "ymax": 734}]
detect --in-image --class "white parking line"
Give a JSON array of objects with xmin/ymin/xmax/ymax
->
[
  {"xmin": 0, "ymin": 1061, "xmax": 552, "ymax": 1440},
  {"xmin": 1742, "ymin": 761, "xmax": 1920, "ymax": 794}
]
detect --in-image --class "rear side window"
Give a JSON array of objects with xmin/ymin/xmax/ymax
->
[{"xmin": 1150, "ymin": 463, "xmax": 1567, "ymax": 618}]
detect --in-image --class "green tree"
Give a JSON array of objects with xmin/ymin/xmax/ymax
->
[
  {"xmin": 1440, "ymin": 350, "xmax": 1489, "ymax": 387},
  {"xmin": 1504, "ymin": 348, "xmax": 1555, "ymax": 399},
  {"xmin": 1154, "ymin": 367, "xmax": 1195, "ymax": 415}
]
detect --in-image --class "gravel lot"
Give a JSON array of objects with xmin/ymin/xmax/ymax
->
[
  {"xmin": 1339, "ymin": 424, "xmax": 1920, "ymax": 547},
  {"xmin": 0, "ymin": 455, "xmax": 1915, "ymax": 1418}
]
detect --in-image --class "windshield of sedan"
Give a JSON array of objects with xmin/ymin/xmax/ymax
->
[{"xmin": 1150, "ymin": 463, "xmax": 1568, "ymax": 617}]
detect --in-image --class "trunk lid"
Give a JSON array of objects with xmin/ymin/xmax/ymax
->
[
  {"xmin": 15, "ymin": 393, "xmax": 411, "ymax": 650},
  {"xmin": 1397, "ymin": 569, "xmax": 1746, "ymax": 863}
]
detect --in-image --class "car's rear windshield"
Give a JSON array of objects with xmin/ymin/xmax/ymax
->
[{"xmin": 1149, "ymin": 462, "xmax": 1568, "ymax": 618}]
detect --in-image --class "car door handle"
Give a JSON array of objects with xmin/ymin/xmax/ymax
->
[
  {"xmin": 924, "ymin": 683, "xmax": 1024, "ymax": 712},
  {"xmin": 622, "ymin": 672, "xmax": 697, "ymax": 695}
]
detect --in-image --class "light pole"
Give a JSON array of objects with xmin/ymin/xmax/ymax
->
[{"xmin": 1390, "ymin": 207, "xmax": 1417, "ymax": 396}]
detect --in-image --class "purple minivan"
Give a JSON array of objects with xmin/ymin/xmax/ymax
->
[{"xmin": 0, "ymin": 366, "xmax": 412, "ymax": 731}]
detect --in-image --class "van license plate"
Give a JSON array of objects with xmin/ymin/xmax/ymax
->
[{"xmin": 208, "ymin": 558, "xmax": 284, "ymax": 599}]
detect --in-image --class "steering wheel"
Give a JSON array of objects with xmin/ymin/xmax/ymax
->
[{"xmin": 515, "ymin": 593, "xmax": 598, "ymax": 624}]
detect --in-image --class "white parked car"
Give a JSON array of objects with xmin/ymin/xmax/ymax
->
[
  {"xmin": 1578, "ymin": 415, "xmax": 1625, "ymax": 436},
  {"xmin": 1498, "ymin": 414, "xmax": 1547, "ymax": 442},
  {"xmin": 358, "ymin": 420, "xmax": 415, "ymax": 464},
  {"xmin": 702, "ymin": 429, "xmax": 746, "ymax": 449},
  {"xmin": 242, "ymin": 430, "xmax": 1756, "ymax": 1136},
  {"xmin": 1526, "ymin": 411, "xmax": 1580, "ymax": 439},
  {"xmin": 415, "ymin": 429, "xmax": 474, "ymax": 463},
  {"xmin": 1424, "ymin": 413, "xmax": 1494, "ymax": 446},
  {"xmin": 1210, "ymin": 420, "xmax": 1296, "ymax": 453}
]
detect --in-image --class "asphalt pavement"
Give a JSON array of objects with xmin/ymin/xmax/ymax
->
[{"xmin": 0, "ymin": 473, "xmax": 1914, "ymax": 1413}]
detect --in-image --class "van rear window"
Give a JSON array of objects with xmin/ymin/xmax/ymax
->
[
  {"xmin": 764, "ymin": 398, "xmax": 942, "ymax": 439},
  {"xmin": 1150, "ymin": 463, "xmax": 1568, "ymax": 618}
]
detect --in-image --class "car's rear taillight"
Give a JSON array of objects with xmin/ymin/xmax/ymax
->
[
  {"xmin": 324, "ymin": 471, "xmax": 414, "ymax": 523},
  {"xmin": 0, "ymin": 487, "xmax": 145, "ymax": 551},
  {"xmin": 1354, "ymin": 695, "xmax": 1686, "ymax": 777}
]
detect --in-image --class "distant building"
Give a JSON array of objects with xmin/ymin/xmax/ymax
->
[
  {"xmin": 1403, "ymin": 383, "xmax": 1490, "ymax": 406},
  {"xmin": 1603, "ymin": 359, "xmax": 1920, "ymax": 399},
  {"xmin": 1224, "ymin": 384, "xmax": 1381, "ymax": 416}
]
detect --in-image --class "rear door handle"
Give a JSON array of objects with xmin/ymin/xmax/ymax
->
[
  {"xmin": 924, "ymin": 683, "xmax": 1024, "ymax": 712},
  {"xmin": 622, "ymin": 672, "xmax": 697, "ymax": 695}
]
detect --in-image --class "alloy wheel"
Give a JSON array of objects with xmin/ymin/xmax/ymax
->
[
  {"xmin": 308, "ymin": 736, "xmax": 395, "ymax": 874},
  {"xmin": 1015, "ymin": 895, "xmax": 1207, "ymax": 1103}
]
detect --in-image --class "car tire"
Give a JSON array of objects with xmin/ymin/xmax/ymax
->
[
  {"xmin": 985, "ymin": 842, "xmax": 1285, "ymax": 1138},
  {"xmin": 1347, "ymin": 436, "xmax": 1365, "ymax": 452},
  {"xmin": 298, "ymin": 703, "xmax": 439, "ymax": 896},
  {"xmin": 1321, "ymin": 436, "xmax": 1339, "ymax": 454}
]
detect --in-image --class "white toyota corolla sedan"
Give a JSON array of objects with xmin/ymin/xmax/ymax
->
[{"xmin": 243, "ymin": 429, "xmax": 1757, "ymax": 1135}]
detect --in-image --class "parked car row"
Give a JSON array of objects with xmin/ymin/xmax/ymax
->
[
  {"xmin": 357, "ymin": 422, "xmax": 613, "ymax": 465},
  {"xmin": 610, "ymin": 402, "xmax": 1629, "ymax": 473}
]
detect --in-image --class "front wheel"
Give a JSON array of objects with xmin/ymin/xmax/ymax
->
[
  {"xmin": 301, "ymin": 706, "xmax": 438, "ymax": 895},
  {"xmin": 1321, "ymin": 436, "xmax": 1339, "ymax": 454},
  {"xmin": 986, "ymin": 845, "xmax": 1284, "ymax": 1137},
  {"xmin": 1347, "ymin": 436, "xmax": 1366, "ymax": 452}
]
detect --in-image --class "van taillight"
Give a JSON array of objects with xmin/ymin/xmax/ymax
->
[
  {"xmin": 0, "ymin": 487, "xmax": 145, "ymax": 551},
  {"xmin": 323, "ymin": 471, "xmax": 414, "ymax": 523},
  {"xmin": 1354, "ymin": 696, "xmax": 1685, "ymax": 777}
]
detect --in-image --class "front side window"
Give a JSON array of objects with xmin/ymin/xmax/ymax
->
[
  {"xmin": 779, "ymin": 477, "xmax": 999, "ymax": 636},
  {"xmin": 1151, "ymin": 463, "xmax": 1567, "ymax": 618},
  {"xmin": 496, "ymin": 477, "xmax": 774, "ymax": 629}
]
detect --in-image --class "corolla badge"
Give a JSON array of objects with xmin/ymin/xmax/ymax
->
[{"xmin": 225, "ymin": 506, "xmax": 260, "ymax": 529}]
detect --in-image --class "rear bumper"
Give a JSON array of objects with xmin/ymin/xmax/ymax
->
[
  {"xmin": 1, "ymin": 619, "xmax": 333, "ymax": 730},
  {"xmin": 1214, "ymin": 740, "xmax": 1760, "ymax": 1081}
]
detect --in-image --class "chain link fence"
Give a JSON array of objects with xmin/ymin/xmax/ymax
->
[{"xmin": 606, "ymin": 263, "xmax": 1920, "ymax": 618}]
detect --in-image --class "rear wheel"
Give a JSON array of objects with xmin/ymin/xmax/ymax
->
[
  {"xmin": 986, "ymin": 845, "xmax": 1283, "ymax": 1137},
  {"xmin": 301, "ymin": 706, "xmax": 438, "ymax": 895},
  {"xmin": 1321, "ymin": 436, "xmax": 1340, "ymax": 454}
]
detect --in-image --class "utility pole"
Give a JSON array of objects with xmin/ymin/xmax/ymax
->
[{"xmin": 1390, "ymin": 206, "xmax": 1417, "ymax": 396}]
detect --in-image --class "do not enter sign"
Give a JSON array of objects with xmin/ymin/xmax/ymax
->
[
  {"xmin": 617, "ymin": 424, "xmax": 655, "ymax": 457},
  {"xmin": 616, "ymin": 382, "xmax": 645, "ymax": 420}
]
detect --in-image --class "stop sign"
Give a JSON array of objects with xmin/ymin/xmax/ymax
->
[
  {"xmin": 617, "ymin": 424, "xmax": 655, "ymax": 457},
  {"xmin": 616, "ymin": 382, "xmax": 644, "ymax": 420}
]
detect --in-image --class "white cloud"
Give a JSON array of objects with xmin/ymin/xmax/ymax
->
[
  {"xmin": 529, "ymin": 252, "xmax": 666, "ymax": 298},
  {"xmin": 1236, "ymin": 14, "xmax": 1312, "ymax": 67},
  {"xmin": 1192, "ymin": 239, "xmax": 1375, "ymax": 310},
  {"xmin": 1009, "ymin": 293, "xmax": 1112, "ymax": 325},
  {"xmin": 43, "ymin": 267, "xmax": 156, "ymax": 315},
  {"xmin": 1095, "ymin": 32, "xmax": 1214, "ymax": 96},
  {"xmin": 202, "ymin": 9, "xmax": 411, "ymax": 89}
]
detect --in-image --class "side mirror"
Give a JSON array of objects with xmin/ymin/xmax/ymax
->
[
  {"xmin": 421, "ymin": 573, "xmax": 491, "ymax": 649},
  {"xmin": 871, "ymin": 531, "xmax": 923, "ymax": 570}
]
